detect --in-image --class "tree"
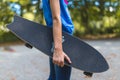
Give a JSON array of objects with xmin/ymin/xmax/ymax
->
[{"xmin": 68, "ymin": 0, "xmax": 120, "ymax": 37}]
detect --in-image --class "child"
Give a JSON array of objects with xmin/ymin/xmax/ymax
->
[{"xmin": 42, "ymin": 0, "xmax": 74, "ymax": 80}]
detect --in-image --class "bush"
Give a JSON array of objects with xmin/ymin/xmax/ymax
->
[{"xmin": 0, "ymin": 31, "xmax": 20, "ymax": 43}]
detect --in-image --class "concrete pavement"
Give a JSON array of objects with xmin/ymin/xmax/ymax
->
[{"xmin": 0, "ymin": 39, "xmax": 120, "ymax": 80}]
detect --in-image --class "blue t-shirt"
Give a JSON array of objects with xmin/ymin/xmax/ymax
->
[{"xmin": 42, "ymin": 0, "xmax": 74, "ymax": 34}]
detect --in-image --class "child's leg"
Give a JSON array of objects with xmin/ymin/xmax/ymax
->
[
  {"xmin": 55, "ymin": 64, "xmax": 72, "ymax": 80},
  {"xmin": 48, "ymin": 58, "xmax": 56, "ymax": 80}
]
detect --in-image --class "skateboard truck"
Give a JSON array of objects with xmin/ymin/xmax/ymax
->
[
  {"xmin": 83, "ymin": 72, "xmax": 93, "ymax": 77},
  {"xmin": 25, "ymin": 43, "xmax": 33, "ymax": 49}
]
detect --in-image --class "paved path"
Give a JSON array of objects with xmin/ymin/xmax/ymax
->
[{"xmin": 0, "ymin": 39, "xmax": 120, "ymax": 80}]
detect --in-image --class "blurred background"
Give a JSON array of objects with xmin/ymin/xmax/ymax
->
[
  {"xmin": 0, "ymin": 0, "xmax": 120, "ymax": 43},
  {"xmin": 0, "ymin": 0, "xmax": 120, "ymax": 80}
]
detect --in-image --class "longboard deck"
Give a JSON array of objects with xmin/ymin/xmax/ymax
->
[{"xmin": 7, "ymin": 16, "xmax": 109, "ymax": 73}]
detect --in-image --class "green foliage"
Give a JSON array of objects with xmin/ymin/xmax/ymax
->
[
  {"xmin": 69, "ymin": 0, "xmax": 120, "ymax": 38},
  {"xmin": 0, "ymin": 0, "xmax": 120, "ymax": 43},
  {"xmin": 0, "ymin": 31, "xmax": 19, "ymax": 43},
  {"xmin": 0, "ymin": 0, "xmax": 43, "ymax": 43},
  {"xmin": 0, "ymin": 2, "xmax": 14, "ymax": 26}
]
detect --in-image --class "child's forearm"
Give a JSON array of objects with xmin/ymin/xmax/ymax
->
[
  {"xmin": 49, "ymin": 0, "xmax": 63, "ymax": 52},
  {"xmin": 53, "ymin": 17, "xmax": 63, "ymax": 52}
]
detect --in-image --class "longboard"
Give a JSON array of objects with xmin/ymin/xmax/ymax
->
[{"xmin": 7, "ymin": 16, "xmax": 109, "ymax": 74}]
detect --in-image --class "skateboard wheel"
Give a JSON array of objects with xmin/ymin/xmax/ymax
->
[
  {"xmin": 25, "ymin": 43, "xmax": 33, "ymax": 49},
  {"xmin": 83, "ymin": 72, "xmax": 93, "ymax": 77}
]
